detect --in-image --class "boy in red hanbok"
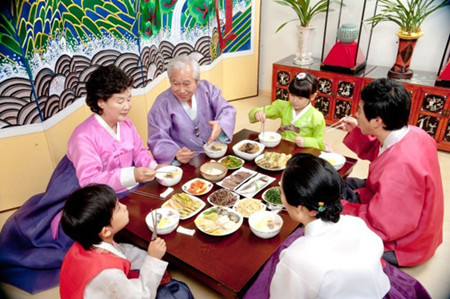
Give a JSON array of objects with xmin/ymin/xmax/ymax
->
[
  {"xmin": 341, "ymin": 78, "xmax": 444, "ymax": 267},
  {"xmin": 60, "ymin": 184, "xmax": 192, "ymax": 299}
]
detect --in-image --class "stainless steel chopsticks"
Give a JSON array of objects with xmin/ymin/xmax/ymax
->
[
  {"xmin": 151, "ymin": 210, "xmax": 157, "ymax": 240},
  {"xmin": 131, "ymin": 189, "xmax": 164, "ymax": 200}
]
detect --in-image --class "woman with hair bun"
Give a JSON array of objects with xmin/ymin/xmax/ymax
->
[{"xmin": 270, "ymin": 153, "xmax": 390, "ymax": 298}]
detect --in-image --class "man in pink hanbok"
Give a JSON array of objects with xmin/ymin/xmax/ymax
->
[
  {"xmin": 147, "ymin": 54, "xmax": 236, "ymax": 165},
  {"xmin": 0, "ymin": 65, "xmax": 160, "ymax": 293},
  {"xmin": 340, "ymin": 78, "xmax": 444, "ymax": 267}
]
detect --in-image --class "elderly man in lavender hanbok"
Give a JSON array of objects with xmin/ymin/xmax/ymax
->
[
  {"xmin": 0, "ymin": 65, "xmax": 161, "ymax": 293},
  {"xmin": 147, "ymin": 54, "xmax": 237, "ymax": 165}
]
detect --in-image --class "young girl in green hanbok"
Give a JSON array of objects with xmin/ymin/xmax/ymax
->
[{"xmin": 249, "ymin": 72, "xmax": 326, "ymax": 150}]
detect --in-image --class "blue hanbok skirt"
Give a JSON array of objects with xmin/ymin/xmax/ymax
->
[{"xmin": 0, "ymin": 156, "xmax": 130, "ymax": 293}]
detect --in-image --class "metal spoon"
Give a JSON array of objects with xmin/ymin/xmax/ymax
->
[{"xmin": 151, "ymin": 212, "xmax": 162, "ymax": 240}]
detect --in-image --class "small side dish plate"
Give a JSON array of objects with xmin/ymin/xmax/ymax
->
[
  {"xmin": 232, "ymin": 140, "xmax": 265, "ymax": 161},
  {"xmin": 207, "ymin": 188, "xmax": 240, "ymax": 207},
  {"xmin": 234, "ymin": 173, "xmax": 276, "ymax": 198},
  {"xmin": 162, "ymin": 193, "xmax": 206, "ymax": 220},
  {"xmin": 194, "ymin": 207, "xmax": 243, "ymax": 236},
  {"xmin": 218, "ymin": 155, "xmax": 245, "ymax": 170},
  {"xmin": 182, "ymin": 178, "xmax": 213, "ymax": 196},
  {"xmin": 254, "ymin": 152, "xmax": 291, "ymax": 171},
  {"xmin": 262, "ymin": 186, "xmax": 284, "ymax": 209},
  {"xmin": 233, "ymin": 197, "xmax": 266, "ymax": 218},
  {"xmin": 216, "ymin": 167, "xmax": 258, "ymax": 191}
]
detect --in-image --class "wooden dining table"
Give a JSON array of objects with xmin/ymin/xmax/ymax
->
[{"xmin": 118, "ymin": 129, "xmax": 357, "ymax": 298}]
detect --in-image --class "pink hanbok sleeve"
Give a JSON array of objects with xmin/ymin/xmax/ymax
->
[
  {"xmin": 68, "ymin": 116, "xmax": 156, "ymax": 193},
  {"xmin": 343, "ymin": 127, "xmax": 379, "ymax": 161}
]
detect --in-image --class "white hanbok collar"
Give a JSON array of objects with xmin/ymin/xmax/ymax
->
[
  {"xmin": 93, "ymin": 241, "xmax": 126, "ymax": 259},
  {"xmin": 379, "ymin": 126, "xmax": 409, "ymax": 156},
  {"xmin": 94, "ymin": 114, "xmax": 121, "ymax": 141},
  {"xmin": 304, "ymin": 218, "xmax": 335, "ymax": 236},
  {"xmin": 291, "ymin": 103, "xmax": 312, "ymax": 124},
  {"xmin": 181, "ymin": 95, "xmax": 198, "ymax": 121}
]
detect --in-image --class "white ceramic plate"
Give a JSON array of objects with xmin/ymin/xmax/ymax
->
[
  {"xmin": 218, "ymin": 155, "xmax": 245, "ymax": 170},
  {"xmin": 234, "ymin": 173, "xmax": 276, "ymax": 198},
  {"xmin": 232, "ymin": 140, "xmax": 265, "ymax": 161},
  {"xmin": 233, "ymin": 197, "xmax": 266, "ymax": 218},
  {"xmin": 207, "ymin": 189, "xmax": 240, "ymax": 207},
  {"xmin": 261, "ymin": 187, "xmax": 284, "ymax": 208},
  {"xmin": 182, "ymin": 178, "xmax": 213, "ymax": 196},
  {"xmin": 216, "ymin": 167, "xmax": 258, "ymax": 191},
  {"xmin": 162, "ymin": 193, "xmax": 206, "ymax": 220},
  {"xmin": 194, "ymin": 206, "xmax": 243, "ymax": 236},
  {"xmin": 319, "ymin": 152, "xmax": 346, "ymax": 171},
  {"xmin": 254, "ymin": 153, "xmax": 290, "ymax": 171}
]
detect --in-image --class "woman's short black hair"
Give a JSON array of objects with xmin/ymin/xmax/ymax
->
[
  {"xmin": 61, "ymin": 184, "xmax": 117, "ymax": 250},
  {"xmin": 282, "ymin": 153, "xmax": 343, "ymax": 223},
  {"xmin": 361, "ymin": 78, "xmax": 411, "ymax": 130},
  {"xmin": 85, "ymin": 64, "xmax": 133, "ymax": 114},
  {"xmin": 288, "ymin": 72, "xmax": 319, "ymax": 99}
]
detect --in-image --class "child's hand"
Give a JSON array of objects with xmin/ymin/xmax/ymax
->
[
  {"xmin": 341, "ymin": 116, "xmax": 358, "ymax": 132},
  {"xmin": 294, "ymin": 136, "xmax": 305, "ymax": 147},
  {"xmin": 147, "ymin": 237, "xmax": 166, "ymax": 259},
  {"xmin": 255, "ymin": 111, "xmax": 266, "ymax": 123}
]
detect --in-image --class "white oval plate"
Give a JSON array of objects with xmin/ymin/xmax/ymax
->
[
  {"xmin": 218, "ymin": 155, "xmax": 245, "ymax": 170},
  {"xmin": 194, "ymin": 207, "xmax": 243, "ymax": 236},
  {"xmin": 254, "ymin": 153, "xmax": 287, "ymax": 171},
  {"xmin": 232, "ymin": 140, "xmax": 265, "ymax": 161},
  {"xmin": 162, "ymin": 193, "xmax": 206, "ymax": 220},
  {"xmin": 233, "ymin": 197, "xmax": 266, "ymax": 218},
  {"xmin": 182, "ymin": 178, "xmax": 213, "ymax": 196},
  {"xmin": 261, "ymin": 187, "xmax": 284, "ymax": 209},
  {"xmin": 207, "ymin": 189, "xmax": 240, "ymax": 207}
]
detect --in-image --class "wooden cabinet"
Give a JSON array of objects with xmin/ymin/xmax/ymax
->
[
  {"xmin": 412, "ymin": 87, "xmax": 450, "ymax": 151},
  {"xmin": 272, "ymin": 56, "xmax": 450, "ymax": 151},
  {"xmin": 272, "ymin": 56, "xmax": 366, "ymax": 125}
]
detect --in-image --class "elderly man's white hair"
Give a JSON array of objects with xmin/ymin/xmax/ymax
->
[{"xmin": 167, "ymin": 54, "xmax": 201, "ymax": 81}]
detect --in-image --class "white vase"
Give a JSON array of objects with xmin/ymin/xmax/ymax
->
[{"xmin": 294, "ymin": 26, "xmax": 315, "ymax": 66}]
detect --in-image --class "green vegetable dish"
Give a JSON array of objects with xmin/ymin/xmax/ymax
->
[
  {"xmin": 220, "ymin": 155, "xmax": 244, "ymax": 169},
  {"xmin": 263, "ymin": 187, "xmax": 282, "ymax": 205}
]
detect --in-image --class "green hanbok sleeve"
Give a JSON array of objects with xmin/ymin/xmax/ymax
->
[
  {"xmin": 302, "ymin": 109, "xmax": 326, "ymax": 150},
  {"xmin": 248, "ymin": 100, "xmax": 287, "ymax": 123}
]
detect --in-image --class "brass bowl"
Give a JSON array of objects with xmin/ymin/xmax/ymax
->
[{"xmin": 200, "ymin": 162, "xmax": 228, "ymax": 182}]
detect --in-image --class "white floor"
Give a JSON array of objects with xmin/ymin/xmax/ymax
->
[{"xmin": 2, "ymin": 94, "xmax": 450, "ymax": 298}]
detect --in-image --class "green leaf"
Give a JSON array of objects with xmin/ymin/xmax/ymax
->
[
  {"xmin": 275, "ymin": 19, "xmax": 298, "ymax": 33},
  {"xmin": 0, "ymin": 14, "xmax": 16, "ymax": 36},
  {"xmin": 0, "ymin": 34, "xmax": 22, "ymax": 56},
  {"xmin": 365, "ymin": 0, "xmax": 449, "ymax": 34}
]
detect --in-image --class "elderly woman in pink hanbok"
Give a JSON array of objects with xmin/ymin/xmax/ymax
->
[
  {"xmin": 0, "ymin": 65, "xmax": 160, "ymax": 293},
  {"xmin": 147, "ymin": 54, "xmax": 236, "ymax": 164}
]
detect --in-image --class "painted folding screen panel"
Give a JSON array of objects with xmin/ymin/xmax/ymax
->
[{"xmin": 0, "ymin": 0, "xmax": 255, "ymax": 128}]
